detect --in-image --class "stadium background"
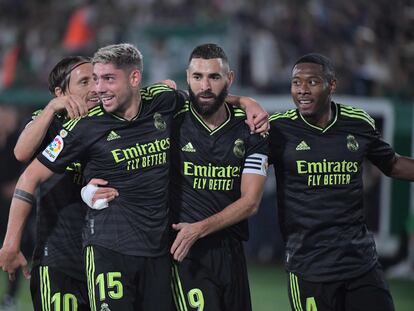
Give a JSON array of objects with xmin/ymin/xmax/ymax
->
[{"xmin": 0, "ymin": 0, "xmax": 413, "ymax": 310}]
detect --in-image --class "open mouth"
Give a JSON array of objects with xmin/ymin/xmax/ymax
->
[
  {"xmin": 298, "ymin": 99, "xmax": 312, "ymax": 105},
  {"xmin": 87, "ymin": 96, "xmax": 100, "ymax": 104},
  {"xmin": 100, "ymin": 95, "xmax": 115, "ymax": 105},
  {"xmin": 198, "ymin": 94, "xmax": 215, "ymax": 102}
]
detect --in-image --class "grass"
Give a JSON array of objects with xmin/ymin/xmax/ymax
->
[
  {"xmin": 0, "ymin": 273, "xmax": 31, "ymax": 310},
  {"xmin": 1, "ymin": 263, "xmax": 413, "ymax": 310}
]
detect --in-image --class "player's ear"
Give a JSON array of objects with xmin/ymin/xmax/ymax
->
[
  {"xmin": 329, "ymin": 79, "xmax": 337, "ymax": 94},
  {"xmin": 54, "ymin": 87, "xmax": 63, "ymax": 97},
  {"xmin": 130, "ymin": 69, "xmax": 141, "ymax": 87},
  {"xmin": 227, "ymin": 70, "xmax": 235, "ymax": 88},
  {"xmin": 186, "ymin": 69, "xmax": 190, "ymax": 85}
]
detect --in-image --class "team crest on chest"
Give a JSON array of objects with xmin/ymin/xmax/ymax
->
[
  {"xmin": 153, "ymin": 112, "xmax": 166, "ymax": 130},
  {"xmin": 100, "ymin": 303, "xmax": 110, "ymax": 311},
  {"xmin": 233, "ymin": 139, "xmax": 245, "ymax": 158},
  {"xmin": 346, "ymin": 134, "xmax": 359, "ymax": 152}
]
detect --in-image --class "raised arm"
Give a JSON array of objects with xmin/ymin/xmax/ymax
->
[
  {"xmin": 0, "ymin": 159, "xmax": 54, "ymax": 280},
  {"xmin": 226, "ymin": 95, "xmax": 269, "ymax": 134},
  {"xmin": 170, "ymin": 172, "xmax": 267, "ymax": 262},
  {"xmin": 14, "ymin": 95, "xmax": 87, "ymax": 163}
]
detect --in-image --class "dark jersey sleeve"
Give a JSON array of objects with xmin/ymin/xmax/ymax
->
[
  {"xmin": 24, "ymin": 109, "xmax": 67, "ymax": 162},
  {"xmin": 242, "ymin": 132, "xmax": 269, "ymax": 176},
  {"xmin": 246, "ymin": 132, "xmax": 269, "ymax": 156},
  {"xmin": 175, "ymin": 90, "xmax": 188, "ymax": 112},
  {"xmin": 141, "ymin": 84, "xmax": 185, "ymax": 114},
  {"xmin": 366, "ymin": 127, "xmax": 396, "ymax": 175},
  {"xmin": 22, "ymin": 109, "xmax": 47, "ymax": 158},
  {"xmin": 36, "ymin": 121, "xmax": 87, "ymax": 174},
  {"xmin": 268, "ymin": 118, "xmax": 282, "ymax": 166}
]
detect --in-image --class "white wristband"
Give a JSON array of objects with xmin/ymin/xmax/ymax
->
[{"xmin": 81, "ymin": 184, "xmax": 108, "ymax": 210}]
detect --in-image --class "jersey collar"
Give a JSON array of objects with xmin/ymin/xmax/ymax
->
[
  {"xmin": 190, "ymin": 102, "xmax": 231, "ymax": 135},
  {"xmin": 298, "ymin": 101, "xmax": 338, "ymax": 133},
  {"xmin": 108, "ymin": 99, "xmax": 143, "ymax": 122}
]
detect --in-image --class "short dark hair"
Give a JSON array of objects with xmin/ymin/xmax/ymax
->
[
  {"xmin": 188, "ymin": 43, "xmax": 229, "ymax": 65},
  {"xmin": 48, "ymin": 56, "xmax": 91, "ymax": 94},
  {"xmin": 293, "ymin": 53, "xmax": 336, "ymax": 82}
]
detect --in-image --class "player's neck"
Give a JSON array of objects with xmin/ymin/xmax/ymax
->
[
  {"xmin": 309, "ymin": 101, "xmax": 333, "ymax": 129},
  {"xmin": 201, "ymin": 103, "xmax": 228, "ymax": 130},
  {"xmin": 116, "ymin": 93, "xmax": 141, "ymax": 121}
]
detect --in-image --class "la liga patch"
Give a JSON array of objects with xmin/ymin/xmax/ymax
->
[{"xmin": 42, "ymin": 135, "xmax": 64, "ymax": 162}]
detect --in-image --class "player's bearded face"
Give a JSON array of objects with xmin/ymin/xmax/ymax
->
[{"xmin": 188, "ymin": 83, "xmax": 228, "ymax": 117}]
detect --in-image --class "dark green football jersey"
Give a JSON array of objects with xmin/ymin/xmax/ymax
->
[
  {"xmin": 25, "ymin": 110, "xmax": 87, "ymax": 281},
  {"xmin": 37, "ymin": 84, "xmax": 180, "ymax": 257},
  {"xmin": 170, "ymin": 100, "xmax": 268, "ymax": 241},
  {"xmin": 269, "ymin": 102, "xmax": 395, "ymax": 282}
]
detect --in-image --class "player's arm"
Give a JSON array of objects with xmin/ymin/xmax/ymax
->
[
  {"xmin": 385, "ymin": 154, "xmax": 414, "ymax": 180},
  {"xmin": 158, "ymin": 79, "xmax": 177, "ymax": 89},
  {"xmin": 171, "ymin": 172, "xmax": 267, "ymax": 262},
  {"xmin": 14, "ymin": 95, "xmax": 87, "ymax": 163},
  {"xmin": 0, "ymin": 159, "xmax": 54, "ymax": 280},
  {"xmin": 226, "ymin": 95, "xmax": 269, "ymax": 134}
]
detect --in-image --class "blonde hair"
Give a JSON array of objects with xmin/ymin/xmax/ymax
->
[{"xmin": 93, "ymin": 43, "xmax": 143, "ymax": 72}]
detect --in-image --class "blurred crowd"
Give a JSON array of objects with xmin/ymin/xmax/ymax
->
[{"xmin": 0, "ymin": 0, "xmax": 413, "ymax": 100}]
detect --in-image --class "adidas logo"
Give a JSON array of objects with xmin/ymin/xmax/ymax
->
[
  {"xmin": 296, "ymin": 140, "xmax": 310, "ymax": 151},
  {"xmin": 181, "ymin": 142, "xmax": 196, "ymax": 152},
  {"xmin": 107, "ymin": 130, "xmax": 121, "ymax": 141}
]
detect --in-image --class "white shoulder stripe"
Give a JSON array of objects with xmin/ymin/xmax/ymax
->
[{"xmin": 243, "ymin": 153, "xmax": 268, "ymax": 176}]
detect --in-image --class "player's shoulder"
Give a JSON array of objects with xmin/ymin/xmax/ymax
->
[
  {"xmin": 269, "ymin": 108, "xmax": 298, "ymax": 123},
  {"xmin": 23, "ymin": 108, "xmax": 44, "ymax": 128},
  {"xmin": 230, "ymin": 107, "xmax": 268, "ymax": 144},
  {"xmin": 27, "ymin": 108, "xmax": 66, "ymax": 130},
  {"xmin": 229, "ymin": 106, "xmax": 263, "ymax": 138},
  {"xmin": 140, "ymin": 83, "xmax": 175, "ymax": 101},
  {"xmin": 31, "ymin": 108, "xmax": 43, "ymax": 118},
  {"xmin": 141, "ymin": 83, "xmax": 179, "ymax": 115},
  {"xmin": 173, "ymin": 98, "xmax": 190, "ymax": 119},
  {"xmin": 230, "ymin": 105, "xmax": 247, "ymax": 120},
  {"xmin": 62, "ymin": 105, "xmax": 105, "ymax": 132},
  {"xmin": 337, "ymin": 103, "xmax": 375, "ymax": 129}
]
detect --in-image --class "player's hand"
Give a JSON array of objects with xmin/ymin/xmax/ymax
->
[
  {"xmin": 88, "ymin": 178, "xmax": 119, "ymax": 206},
  {"xmin": 245, "ymin": 108, "xmax": 269, "ymax": 134},
  {"xmin": 171, "ymin": 222, "xmax": 202, "ymax": 262},
  {"xmin": 158, "ymin": 79, "xmax": 177, "ymax": 90},
  {"xmin": 235, "ymin": 95, "xmax": 269, "ymax": 134},
  {"xmin": 81, "ymin": 178, "xmax": 119, "ymax": 210},
  {"xmin": 47, "ymin": 95, "xmax": 88, "ymax": 119},
  {"xmin": 0, "ymin": 248, "xmax": 30, "ymax": 281}
]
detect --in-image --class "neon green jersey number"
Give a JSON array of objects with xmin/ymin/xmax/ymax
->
[
  {"xmin": 188, "ymin": 288, "xmax": 204, "ymax": 311},
  {"xmin": 108, "ymin": 272, "xmax": 123, "ymax": 299},
  {"xmin": 51, "ymin": 292, "xmax": 78, "ymax": 311},
  {"xmin": 96, "ymin": 272, "xmax": 124, "ymax": 301}
]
